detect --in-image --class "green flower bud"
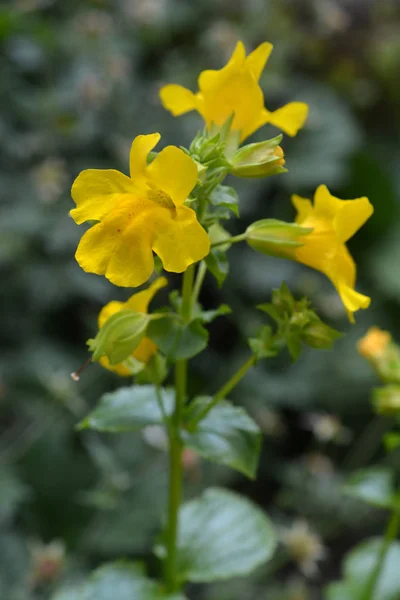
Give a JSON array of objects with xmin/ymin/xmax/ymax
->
[
  {"xmin": 229, "ymin": 135, "xmax": 287, "ymax": 178},
  {"xmin": 372, "ymin": 385, "xmax": 400, "ymax": 416},
  {"xmin": 87, "ymin": 309, "xmax": 151, "ymax": 365},
  {"xmin": 246, "ymin": 219, "xmax": 312, "ymax": 259},
  {"xmin": 301, "ymin": 321, "xmax": 342, "ymax": 350}
]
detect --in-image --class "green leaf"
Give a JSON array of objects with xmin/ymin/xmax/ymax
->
[
  {"xmin": 88, "ymin": 310, "xmax": 151, "ymax": 364},
  {"xmin": 209, "ymin": 185, "xmax": 239, "ymax": 217},
  {"xmin": 248, "ymin": 325, "xmax": 277, "ymax": 360},
  {"xmin": 384, "ymin": 432, "xmax": 400, "ymax": 452},
  {"xmin": 205, "ymin": 249, "xmax": 229, "ymax": 287},
  {"xmin": 344, "ymin": 538, "xmax": 400, "ymax": 600},
  {"xmin": 182, "ymin": 398, "xmax": 261, "ymax": 478},
  {"xmin": 77, "ymin": 385, "xmax": 174, "ymax": 432},
  {"xmin": 343, "ymin": 467, "xmax": 398, "ymax": 510},
  {"xmin": 82, "ymin": 562, "xmax": 184, "ymax": 600},
  {"xmin": 199, "ymin": 304, "xmax": 231, "ymax": 323},
  {"xmin": 147, "ymin": 316, "xmax": 208, "ymax": 361},
  {"xmin": 158, "ymin": 488, "xmax": 276, "ymax": 582}
]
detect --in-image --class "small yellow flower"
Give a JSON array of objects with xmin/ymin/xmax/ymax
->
[
  {"xmin": 160, "ymin": 41, "xmax": 308, "ymax": 142},
  {"xmin": 292, "ymin": 185, "xmax": 373, "ymax": 322},
  {"xmin": 357, "ymin": 326, "xmax": 391, "ymax": 360},
  {"xmin": 98, "ymin": 277, "xmax": 167, "ymax": 376},
  {"xmin": 70, "ymin": 133, "xmax": 210, "ymax": 287}
]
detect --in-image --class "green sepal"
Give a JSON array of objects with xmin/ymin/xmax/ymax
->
[
  {"xmin": 229, "ymin": 135, "xmax": 287, "ymax": 178},
  {"xmin": 248, "ymin": 325, "xmax": 277, "ymax": 360},
  {"xmin": 87, "ymin": 309, "xmax": 151, "ymax": 365},
  {"xmin": 343, "ymin": 467, "xmax": 400, "ymax": 510},
  {"xmin": 155, "ymin": 488, "xmax": 276, "ymax": 583},
  {"xmin": 246, "ymin": 219, "xmax": 312, "ymax": 259},
  {"xmin": 77, "ymin": 385, "xmax": 174, "ymax": 432},
  {"xmin": 209, "ymin": 185, "xmax": 239, "ymax": 217},
  {"xmin": 135, "ymin": 353, "xmax": 169, "ymax": 385},
  {"xmin": 147, "ymin": 316, "xmax": 208, "ymax": 361},
  {"xmin": 80, "ymin": 561, "xmax": 185, "ymax": 600},
  {"xmin": 182, "ymin": 397, "xmax": 262, "ymax": 478}
]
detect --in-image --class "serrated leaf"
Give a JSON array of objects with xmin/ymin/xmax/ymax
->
[
  {"xmin": 78, "ymin": 385, "xmax": 174, "ymax": 432},
  {"xmin": 147, "ymin": 317, "xmax": 208, "ymax": 361},
  {"xmin": 158, "ymin": 488, "xmax": 276, "ymax": 582},
  {"xmin": 343, "ymin": 468, "xmax": 398, "ymax": 510},
  {"xmin": 209, "ymin": 185, "xmax": 239, "ymax": 216},
  {"xmin": 344, "ymin": 538, "xmax": 400, "ymax": 600},
  {"xmin": 82, "ymin": 562, "xmax": 184, "ymax": 600},
  {"xmin": 182, "ymin": 398, "xmax": 261, "ymax": 478}
]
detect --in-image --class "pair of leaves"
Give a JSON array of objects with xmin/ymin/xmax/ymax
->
[{"xmin": 78, "ymin": 387, "xmax": 262, "ymax": 479}]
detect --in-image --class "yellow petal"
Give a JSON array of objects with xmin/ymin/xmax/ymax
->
[
  {"xmin": 266, "ymin": 102, "xmax": 309, "ymax": 136},
  {"xmin": 133, "ymin": 337, "xmax": 158, "ymax": 363},
  {"xmin": 75, "ymin": 216, "xmax": 126, "ymax": 278},
  {"xmin": 127, "ymin": 277, "xmax": 168, "ymax": 313},
  {"xmin": 129, "ymin": 133, "xmax": 161, "ymax": 180},
  {"xmin": 152, "ymin": 205, "xmax": 210, "ymax": 272},
  {"xmin": 291, "ymin": 194, "xmax": 313, "ymax": 224},
  {"xmin": 313, "ymin": 184, "xmax": 342, "ymax": 220},
  {"xmin": 227, "ymin": 40, "xmax": 246, "ymax": 66},
  {"xmin": 106, "ymin": 216, "xmax": 156, "ymax": 288},
  {"xmin": 246, "ymin": 42, "xmax": 273, "ymax": 81},
  {"xmin": 337, "ymin": 284, "xmax": 371, "ymax": 323},
  {"xmin": 334, "ymin": 197, "xmax": 373, "ymax": 243},
  {"xmin": 159, "ymin": 84, "xmax": 197, "ymax": 116},
  {"xmin": 147, "ymin": 146, "xmax": 198, "ymax": 206},
  {"xmin": 198, "ymin": 41, "xmax": 246, "ymax": 92},
  {"xmin": 98, "ymin": 300, "xmax": 125, "ymax": 329},
  {"xmin": 99, "ymin": 355, "xmax": 132, "ymax": 377},
  {"xmin": 70, "ymin": 169, "xmax": 134, "ymax": 225}
]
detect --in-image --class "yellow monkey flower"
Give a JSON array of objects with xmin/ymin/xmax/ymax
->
[
  {"xmin": 98, "ymin": 278, "xmax": 167, "ymax": 376},
  {"xmin": 357, "ymin": 326, "xmax": 392, "ymax": 361},
  {"xmin": 160, "ymin": 41, "xmax": 308, "ymax": 142},
  {"xmin": 70, "ymin": 133, "xmax": 210, "ymax": 288},
  {"xmin": 292, "ymin": 185, "xmax": 373, "ymax": 322}
]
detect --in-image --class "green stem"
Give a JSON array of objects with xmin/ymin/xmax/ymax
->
[
  {"xmin": 211, "ymin": 233, "xmax": 246, "ymax": 249},
  {"xmin": 192, "ymin": 261, "xmax": 207, "ymax": 306},
  {"xmin": 362, "ymin": 509, "xmax": 400, "ymax": 600},
  {"xmin": 164, "ymin": 265, "xmax": 194, "ymax": 593},
  {"xmin": 191, "ymin": 354, "xmax": 257, "ymax": 428}
]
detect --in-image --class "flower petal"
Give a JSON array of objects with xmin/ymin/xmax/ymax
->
[
  {"xmin": 129, "ymin": 133, "xmax": 161, "ymax": 180},
  {"xmin": 152, "ymin": 205, "xmax": 210, "ymax": 272},
  {"xmin": 70, "ymin": 169, "xmax": 134, "ymax": 225},
  {"xmin": 99, "ymin": 355, "xmax": 132, "ymax": 376},
  {"xmin": 127, "ymin": 277, "xmax": 168, "ymax": 313},
  {"xmin": 334, "ymin": 197, "xmax": 373, "ymax": 243},
  {"xmin": 337, "ymin": 285, "xmax": 371, "ymax": 323},
  {"xmin": 246, "ymin": 42, "xmax": 273, "ymax": 81},
  {"xmin": 75, "ymin": 217, "xmax": 126, "ymax": 277},
  {"xmin": 133, "ymin": 337, "xmax": 158, "ymax": 363},
  {"xmin": 292, "ymin": 194, "xmax": 313, "ymax": 224},
  {"xmin": 147, "ymin": 146, "xmax": 198, "ymax": 206},
  {"xmin": 98, "ymin": 300, "xmax": 125, "ymax": 329},
  {"xmin": 159, "ymin": 84, "xmax": 198, "ymax": 116},
  {"xmin": 266, "ymin": 102, "xmax": 309, "ymax": 136},
  {"xmin": 106, "ymin": 216, "xmax": 156, "ymax": 288}
]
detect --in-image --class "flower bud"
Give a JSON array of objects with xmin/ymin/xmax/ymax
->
[
  {"xmin": 302, "ymin": 321, "xmax": 342, "ymax": 350},
  {"xmin": 246, "ymin": 219, "xmax": 312, "ymax": 259},
  {"xmin": 229, "ymin": 135, "xmax": 287, "ymax": 178},
  {"xmin": 88, "ymin": 309, "xmax": 151, "ymax": 365},
  {"xmin": 372, "ymin": 385, "xmax": 400, "ymax": 416},
  {"xmin": 358, "ymin": 327, "xmax": 400, "ymax": 384}
]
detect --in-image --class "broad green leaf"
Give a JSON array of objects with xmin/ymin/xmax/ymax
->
[
  {"xmin": 147, "ymin": 317, "xmax": 208, "ymax": 361},
  {"xmin": 209, "ymin": 185, "xmax": 239, "ymax": 217},
  {"xmin": 343, "ymin": 467, "xmax": 397, "ymax": 510},
  {"xmin": 78, "ymin": 385, "xmax": 174, "ymax": 432},
  {"xmin": 82, "ymin": 562, "xmax": 184, "ymax": 600},
  {"xmin": 182, "ymin": 398, "xmax": 261, "ymax": 478},
  {"xmin": 159, "ymin": 488, "xmax": 276, "ymax": 582},
  {"xmin": 88, "ymin": 310, "xmax": 151, "ymax": 364},
  {"xmin": 205, "ymin": 250, "xmax": 229, "ymax": 287},
  {"xmin": 344, "ymin": 538, "xmax": 400, "ymax": 600}
]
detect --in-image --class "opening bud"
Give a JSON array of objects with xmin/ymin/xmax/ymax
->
[
  {"xmin": 246, "ymin": 219, "xmax": 312, "ymax": 259},
  {"xmin": 229, "ymin": 135, "xmax": 287, "ymax": 178}
]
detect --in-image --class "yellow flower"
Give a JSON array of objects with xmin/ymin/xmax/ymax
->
[
  {"xmin": 70, "ymin": 133, "xmax": 210, "ymax": 287},
  {"xmin": 98, "ymin": 277, "xmax": 167, "ymax": 376},
  {"xmin": 160, "ymin": 41, "xmax": 308, "ymax": 142},
  {"xmin": 292, "ymin": 185, "xmax": 373, "ymax": 322},
  {"xmin": 357, "ymin": 326, "xmax": 391, "ymax": 360}
]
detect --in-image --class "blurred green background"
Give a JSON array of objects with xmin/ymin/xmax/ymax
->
[{"xmin": 1, "ymin": 0, "xmax": 400, "ymax": 598}]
